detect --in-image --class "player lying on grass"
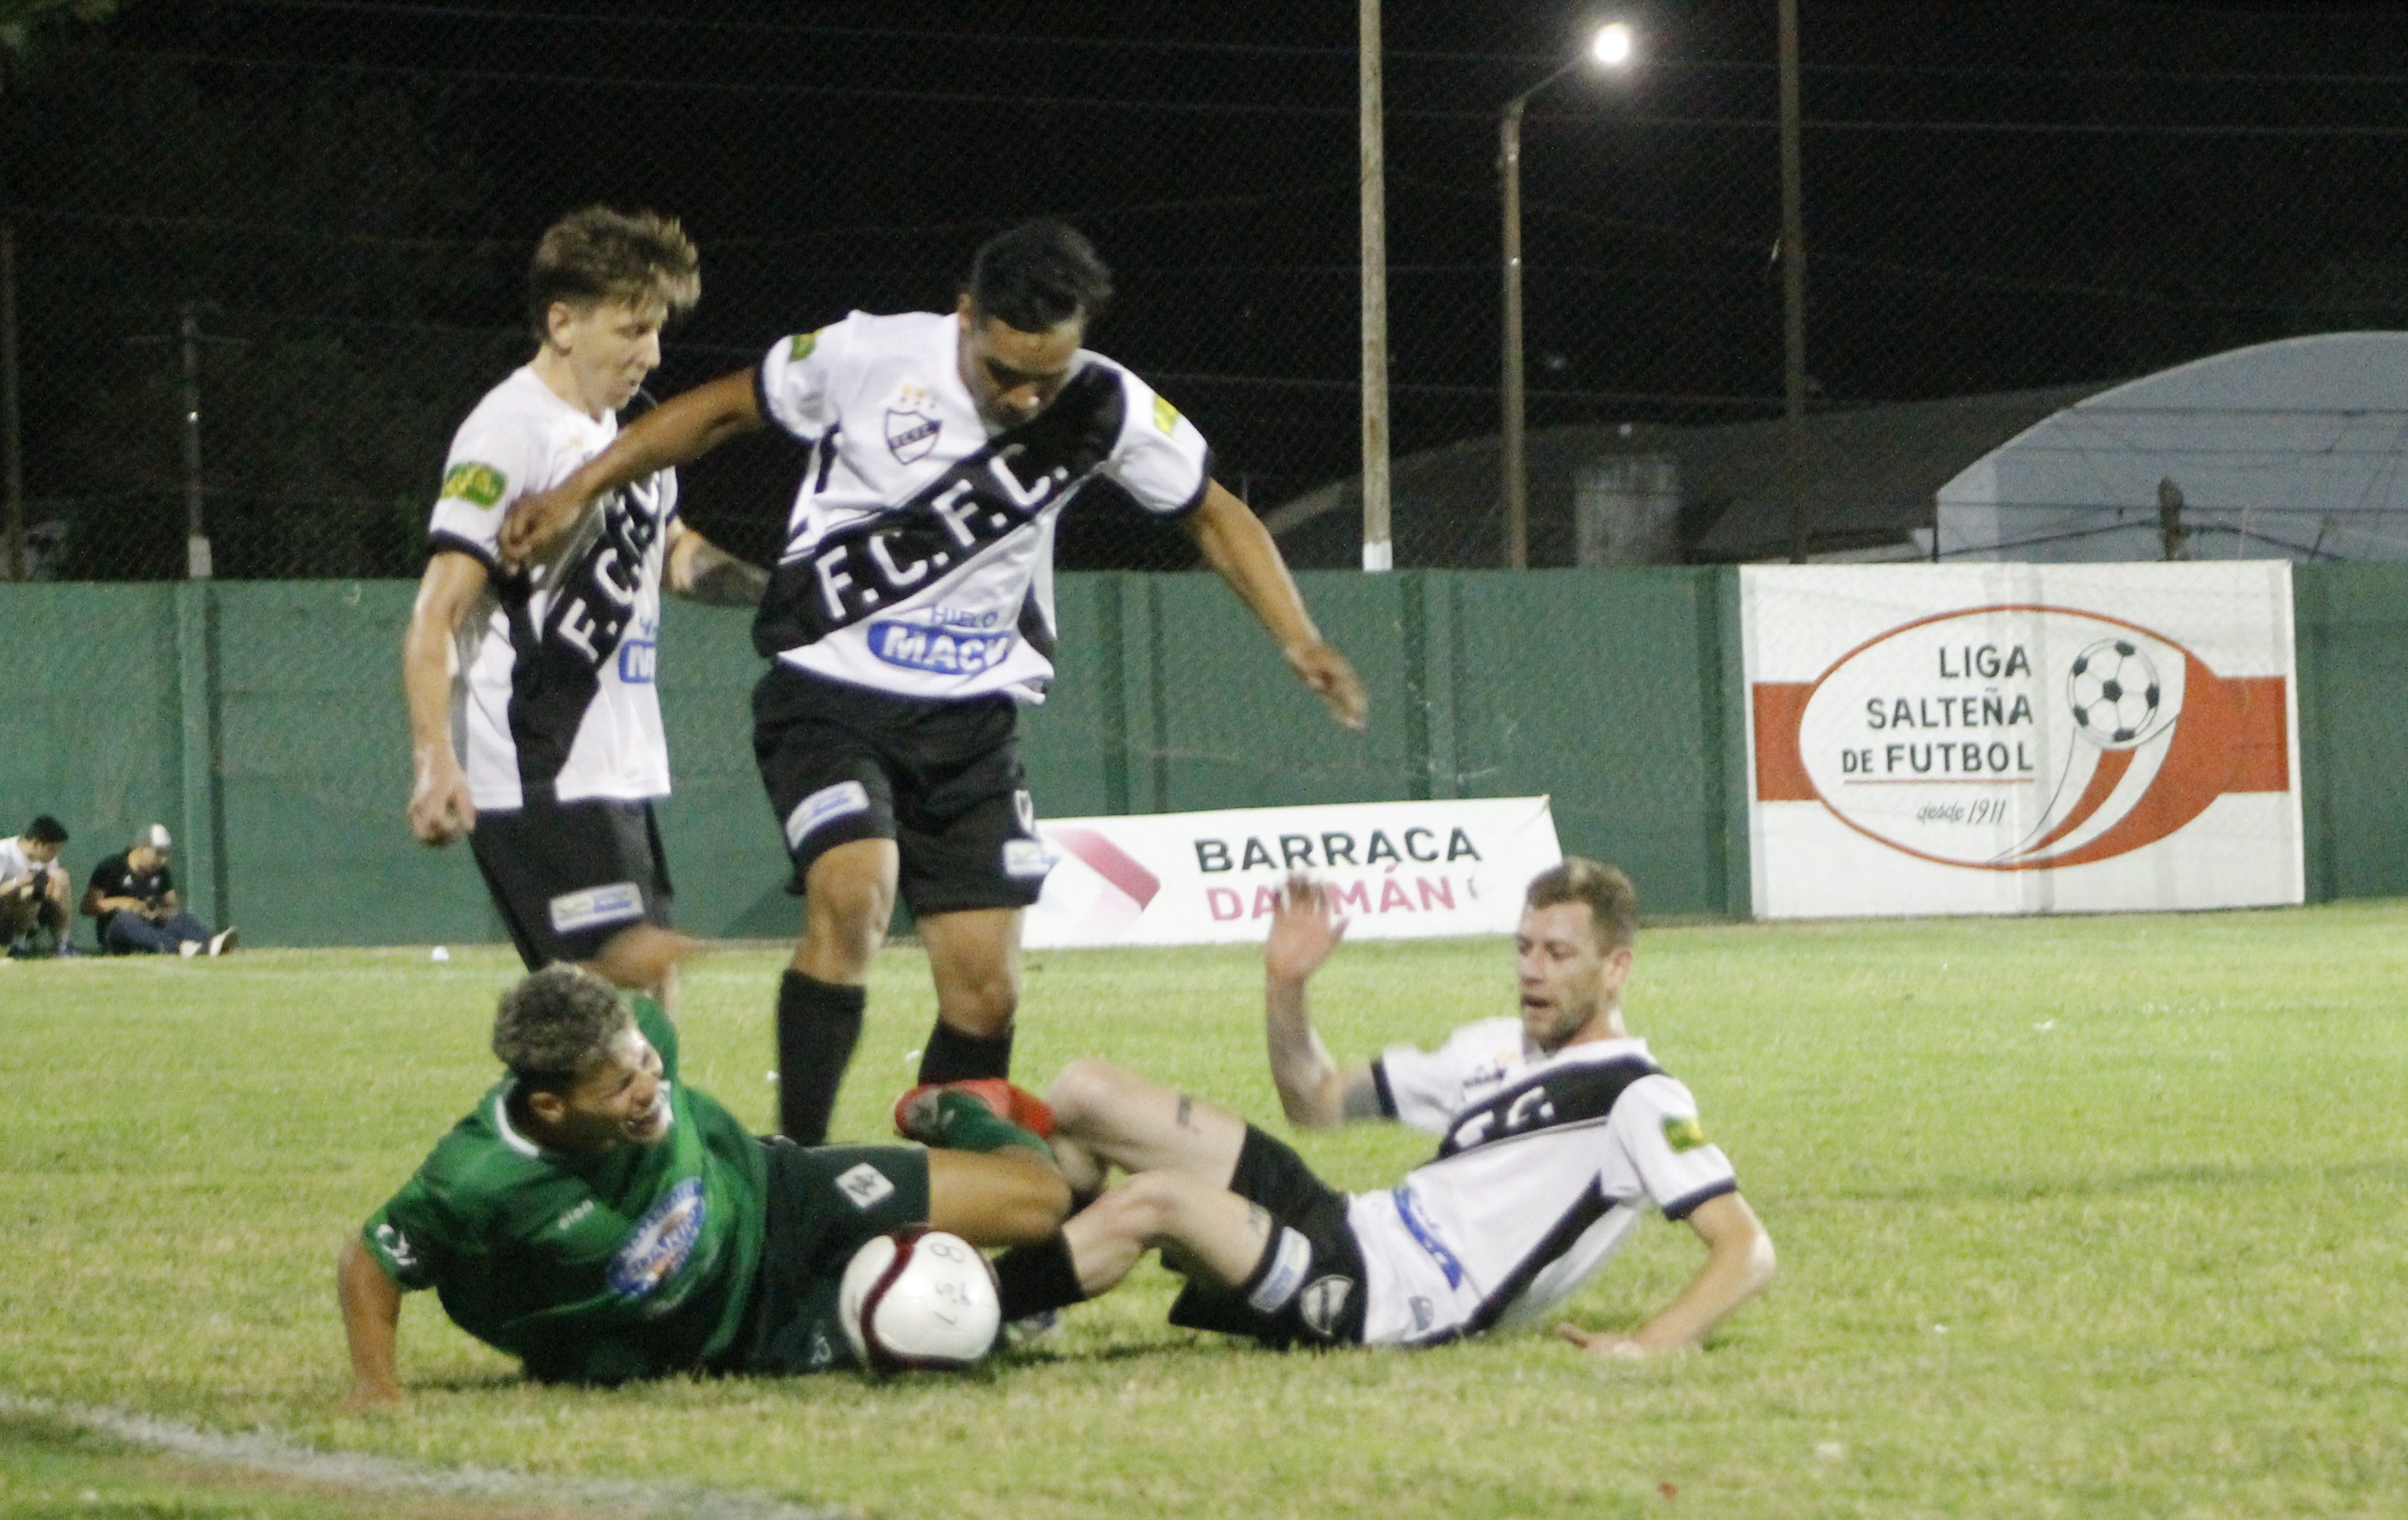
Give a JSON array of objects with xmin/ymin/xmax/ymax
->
[
  {"xmin": 970, "ymin": 860, "xmax": 1775, "ymax": 1358},
  {"xmin": 337, "ymin": 965, "xmax": 1068, "ymax": 1406}
]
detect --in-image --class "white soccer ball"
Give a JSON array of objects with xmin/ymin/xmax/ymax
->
[
  {"xmin": 2066, "ymin": 638, "xmax": 2162, "ymax": 748},
  {"xmin": 836, "ymin": 1228, "xmax": 1000, "ymax": 1372}
]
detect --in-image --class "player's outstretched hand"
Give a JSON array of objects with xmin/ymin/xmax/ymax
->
[
  {"xmin": 408, "ymin": 749, "xmax": 477, "ymax": 846},
  {"xmin": 1264, "ymin": 875, "xmax": 1348, "ymax": 986},
  {"xmin": 1554, "ymin": 1322, "xmax": 1680, "ymax": 1363},
  {"xmin": 498, "ymin": 480, "xmax": 585, "ymax": 566},
  {"xmin": 1286, "ymin": 640, "xmax": 1368, "ymax": 732}
]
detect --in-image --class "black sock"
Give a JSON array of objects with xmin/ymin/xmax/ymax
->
[
  {"xmin": 993, "ymin": 1236, "xmax": 1087, "ymax": 1321},
  {"xmin": 775, "ymin": 972, "xmax": 865, "ymax": 1144},
  {"xmin": 918, "ymin": 1021, "xmax": 1013, "ymax": 1085}
]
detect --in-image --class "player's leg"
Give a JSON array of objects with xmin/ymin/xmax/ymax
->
[
  {"xmin": 1059, "ymin": 1168, "xmax": 1271, "ymax": 1297},
  {"xmin": 925, "ymin": 1148, "xmax": 1073, "ymax": 1247},
  {"xmin": 890, "ymin": 697, "xmax": 1047, "ymax": 1086},
  {"xmin": 104, "ymin": 913, "xmax": 179, "ymax": 954},
  {"xmin": 916, "ymin": 906, "xmax": 1022, "ymax": 1081},
  {"xmin": 754, "ymin": 665, "xmax": 907, "ymax": 1144},
  {"xmin": 581, "ymin": 803, "xmax": 698, "ymax": 996},
  {"xmin": 1045, "ymin": 1057, "xmax": 1250, "ymax": 1184}
]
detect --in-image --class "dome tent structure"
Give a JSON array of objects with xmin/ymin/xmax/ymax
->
[{"xmin": 1936, "ymin": 333, "xmax": 2408, "ymax": 563}]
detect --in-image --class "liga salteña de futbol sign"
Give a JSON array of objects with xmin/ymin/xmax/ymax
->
[
  {"xmin": 1741, "ymin": 563, "xmax": 2301, "ymax": 918},
  {"xmin": 1023, "ymin": 797, "xmax": 1564, "ymax": 949}
]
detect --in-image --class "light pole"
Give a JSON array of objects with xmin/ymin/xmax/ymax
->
[{"xmin": 1500, "ymin": 21, "xmax": 1633, "ymax": 569}]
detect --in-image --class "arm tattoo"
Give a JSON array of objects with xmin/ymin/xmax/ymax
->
[
  {"xmin": 677, "ymin": 540, "xmax": 771, "ymax": 606},
  {"xmin": 1247, "ymin": 1203, "xmax": 1272, "ymax": 1239},
  {"xmin": 1176, "ymin": 1094, "xmax": 1195, "ymax": 1129}
]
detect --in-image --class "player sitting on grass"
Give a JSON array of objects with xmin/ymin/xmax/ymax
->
[
  {"xmin": 337, "ymin": 965, "xmax": 1067, "ymax": 1406},
  {"xmin": 970, "ymin": 860, "xmax": 1775, "ymax": 1359}
]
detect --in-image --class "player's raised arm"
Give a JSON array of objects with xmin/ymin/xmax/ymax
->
[
  {"xmin": 1183, "ymin": 480, "xmax": 1368, "ymax": 732},
  {"xmin": 500, "ymin": 367, "xmax": 767, "ymax": 564},
  {"xmin": 336, "ymin": 1235, "xmax": 406, "ymax": 1410},
  {"xmin": 402, "ymin": 551, "xmax": 488, "ymax": 844},
  {"xmin": 665, "ymin": 523, "xmax": 770, "ymax": 607},
  {"xmin": 1556, "ymin": 1191, "xmax": 1776, "ymax": 1361},
  {"xmin": 1263, "ymin": 877, "xmax": 1382, "ymax": 1128}
]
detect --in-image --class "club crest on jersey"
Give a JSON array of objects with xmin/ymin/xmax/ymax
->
[
  {"xmin": 885, "ymin": 383, "xmax": 943, "ymax": 463},
  {"xmin": 606, "ymin": 1177, "xmax": 705, "ymax": 1300},
  {"xmin": 867, "ymin": 620, "xmax": 1015, "ymax": 674}
]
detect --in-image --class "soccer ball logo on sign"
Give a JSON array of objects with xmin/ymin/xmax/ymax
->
[{"xmin": 2065, "ymin": 638, "xmax": 2164, "ymax": 748}]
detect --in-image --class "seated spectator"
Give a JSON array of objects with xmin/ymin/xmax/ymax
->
[
  {"xmin": 0, "ymin": 815, "xmax": 78, "ymax": 957},
  {"xmin": 82, "ymin": 825, "xmax": 237, "ymax": 957}
]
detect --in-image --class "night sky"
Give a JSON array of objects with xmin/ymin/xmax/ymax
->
[{"xmin": 17, "ymin": 0, "xmax": 2408, "ymax": 573}]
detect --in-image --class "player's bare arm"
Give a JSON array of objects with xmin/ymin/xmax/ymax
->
[
  {"xmin": 402, "ymin": 550, "xmax": 490, "ymax": 845},
  {"xmin": 1183, "ymin": 480, "xmax": 1369, "ymax": 732},
  {"xmin": 1554, "ymin": 1191, "xmax": 1776, "ymax": 1361},
  {"xmin": 1262, "ymin": 877, "xmax": 1384, "ymax": 1128},
  {"xmin": 664, "ymin": 522, "xmax": 770, "ymax": 607},
  {"xmin": 500, "ymin": 368, "xmax": 764, "ymax": 565},
  {"xmin": 336, "ymin": 1235, "xmax": 405, "ymax": 1410}
]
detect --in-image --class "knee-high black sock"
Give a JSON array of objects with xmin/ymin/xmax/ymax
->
[
  {"xmin": 917, "ymin": 1021, "xmax": 1013, "ymax": 1085},
  {"xmin": 993, "ymin": 1236, "xmax": 1088, "ymax": 1321},
  {"xmin": 776, "ymin": 971, "xmax": 865, "ymax": 1145}
]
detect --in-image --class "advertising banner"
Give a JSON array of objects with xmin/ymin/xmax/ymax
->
[
  {"xmin": 1023, "ymin": 797, "xmax": 1563, "ymax": 949},
  {"xmin": 1741, "ymin": 563, "xmax": 2301, "ymax": 918}
]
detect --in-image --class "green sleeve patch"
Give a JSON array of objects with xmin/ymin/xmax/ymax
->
[
  {"xmin": 1662, "ymin": 1115, "xmax": 1708, "ymax": 1153},
  {"xmin": 788, "ymin": 329, "xmax": 820, "ymax": 363},
  {"xmin": 1152, "ymin": 393, "xmax": 1183, "ymax": 435},
  {"xmin": 440, "ymin": 461, "xmax": 508, "ymax": 510}
]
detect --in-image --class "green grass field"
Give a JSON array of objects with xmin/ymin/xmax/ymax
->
[{"xmin": 2, "ymin": 902, "xmax": 2405, "ymax": 1519}]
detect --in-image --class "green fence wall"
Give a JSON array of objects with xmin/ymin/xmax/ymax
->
[{"xmin": 1, "ymin": 566, "xmax": 2396, "ymax": 946}]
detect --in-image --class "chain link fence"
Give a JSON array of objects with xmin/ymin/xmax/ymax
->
[{"xmin": 9, "ymin": 1, "xmax": 2408, "ymax": 582}]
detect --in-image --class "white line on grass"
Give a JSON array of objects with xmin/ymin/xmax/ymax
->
[{"xmin": 0, "ymin": 1395, "xmax": 853, "ymax": 1520}]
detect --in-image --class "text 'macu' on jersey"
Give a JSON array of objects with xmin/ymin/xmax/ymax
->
[
  {"xmin": 358, "ymin": 996, "xmax": 768, "ymax": 1385},
  {"xmin": 428, "ymin": 366, "xmax": 680, "ymax": 811},
  {"xmin": 1348, "ymin": 1017, "xmax": 1741, "ymax": 1347},
  {"xmin": 751, "ymin": 310, "xmax": 1212, "ymax": 702}
]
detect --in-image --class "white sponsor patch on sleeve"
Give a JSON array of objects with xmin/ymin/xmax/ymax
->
[
  {"xmin": 785, "ymin": 780, "xmax": 873, "ymax": 852},
  {"xmin": 548, "ymin": 882, "xmax": 646, "ymax": 935},
  {"xmin": 835, "ymin": 1162, "xmax": 896, "ymax": 1210}
]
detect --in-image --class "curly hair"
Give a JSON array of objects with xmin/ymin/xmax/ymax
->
[{"xmin": 491, "ymin": 966, "xmax": 632, "ymax": 1093}]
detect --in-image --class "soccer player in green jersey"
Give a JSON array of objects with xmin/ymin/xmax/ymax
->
[{"xmin": 338, "ymin": 965, "xmax": 1067, "ymax": 1405}]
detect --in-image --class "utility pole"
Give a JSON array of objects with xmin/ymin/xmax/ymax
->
[
  {"xmin": 1778, "ymin": 0, "xmax": 1810, "ymax": 565},
  {"xmin": 178, "ymin": 304, "xmax": 213, "ymax": 580},
  {"xmin": 1359, "ymin": 0, "xmax": 1392, "ymax": 572},
  {"xmin": 1, "ymin": 220, "xmax": 24, "ymax": 582},
  {"xmin": 1500, "ymin": 98, "xmax": 1528, "ymax": 570}
]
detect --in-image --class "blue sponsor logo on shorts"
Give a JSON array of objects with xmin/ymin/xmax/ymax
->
[
  {"xmin": 607, "ymin": 1176, "xmax": 705, "ymax": 1300},
  {"xmin": 549, "ymin": 882, "xmax": 645, "ymax": 934},
  {"xmin": 866, "ymin": 620, "xmax": 1015, "ymax": 675}
]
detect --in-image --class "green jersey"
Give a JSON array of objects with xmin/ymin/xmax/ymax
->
[{"xmin": 360, "ymin": 998, "xmax": 768, "ymax": 1383}]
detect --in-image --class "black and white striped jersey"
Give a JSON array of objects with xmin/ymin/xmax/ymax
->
[
  {"xmin": 1347, "ymin": 1018, "xmax": 1740, "ymax": 1346},
  {"xmin": 429, "ymin": 368, "xmax": 680, "ymax": 810},
  {"xmin": 750, "ymin": 310, "xmax": 1211, "ymax": 703}
]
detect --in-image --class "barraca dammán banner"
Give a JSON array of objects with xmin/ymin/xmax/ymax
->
[{"xmin": 1741, "ymin": 563, "xmax": 2301, "ymax": 917}]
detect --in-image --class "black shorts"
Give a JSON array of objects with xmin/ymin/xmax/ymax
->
[
  {"xmin": 469, "ymin": 795, "xmax": 675, "ymax": 971},
  {"xmin": 751, "ymin": 664, "xmax": 1048, "ymax": 915},
  {"xmin": 1167, "ymin": 1126, "xmax": 1369, "ymax": 1347},
  {"xmin": 730, "ymin": 1139, "xmax": 933, "ymax": 1375}
]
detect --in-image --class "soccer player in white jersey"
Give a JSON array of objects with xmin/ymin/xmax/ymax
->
[
  {"xmin": 402, "ymin": 207, "xmax": 767, "ymax": 994},
  {"xmin": 501, "ymin": 221, "xmax": 1368, "ymax": 1144},
  {"xmin": 976, "ymin": 860, "xmax": 1776, "ymax": 1357}
]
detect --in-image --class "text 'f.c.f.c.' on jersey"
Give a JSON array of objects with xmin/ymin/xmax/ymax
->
[
  {"xmin": 429, "ymin": 367, "xmax": 680, "ymax": 811},
  {"xmin": 750, "ymin": 310, "xmax": 1213, "ymax": 703},
  {"xmin": 1347, "ymin": 1018, "xmax": 1741, "ymax": 1347}
]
